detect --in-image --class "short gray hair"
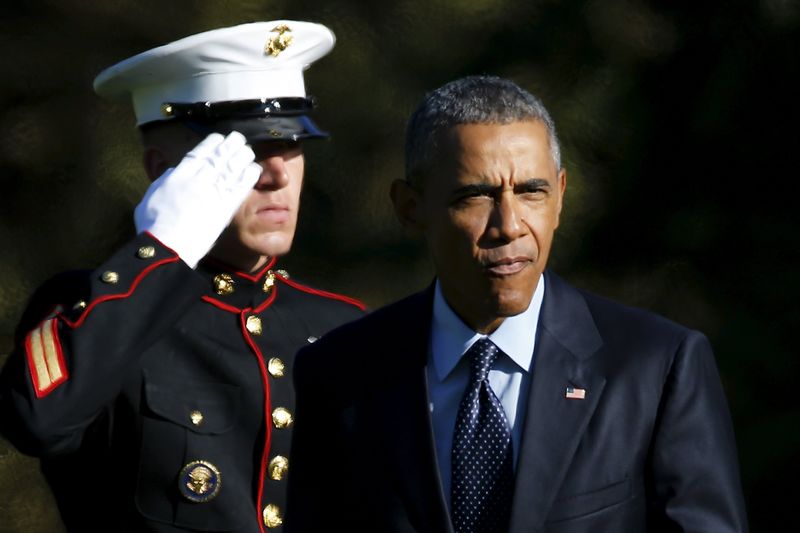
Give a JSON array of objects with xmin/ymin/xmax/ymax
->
[{"xmin": 404, "ymin": 75, "xmax": 561, "ymax": 182}]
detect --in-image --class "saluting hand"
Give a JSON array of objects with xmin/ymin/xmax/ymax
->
[{"xmin": 133, "ymin": 131, "xmax": 261, "ymax": 268}]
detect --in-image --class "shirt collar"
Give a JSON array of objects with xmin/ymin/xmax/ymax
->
[{"xmin": 430, "ymin": 274, "xmax": 545, "ymax": 382}]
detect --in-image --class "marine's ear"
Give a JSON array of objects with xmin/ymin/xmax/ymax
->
[
  {"xmin": 139, "ymin": 121, "xmax": 201, "ymax": 182},
  {"xmin": 390, "ymin": 178, "xmax": 425, "ymax": 238},
  {"xmin": 142, "ymin": 147, "xmax": 171, "ymax": 182}
]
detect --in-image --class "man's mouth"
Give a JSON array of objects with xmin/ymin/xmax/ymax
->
[
  {"xmin": 484, "ymin": 257, "xmax": 532, "ymax": 276},
  {"xmin": 256, "ymin": 204, "xmax": 290, "ymax": 224}
]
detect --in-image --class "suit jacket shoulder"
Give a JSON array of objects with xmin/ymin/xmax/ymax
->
[
  {"xmin": 293, "ymin": 288, "xmax": 430, "ymax": 392},
  {"xmin": 579, "ymin": 283, "xmax": 694, "ymax": 341},
  {"xmin": 273, "ymin": 275, "xmax": 366, "ymax": 337}
]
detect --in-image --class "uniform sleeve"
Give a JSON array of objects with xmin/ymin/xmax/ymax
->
[
  {"xmin": 648, "ymin": 330, "xmax": 749, "ymax": 532},
  {"xmin": 0, "ymin": 232, "xmax": 207, "ymax": 457}
]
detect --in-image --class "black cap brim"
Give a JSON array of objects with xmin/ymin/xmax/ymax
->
[{"xmin": 183, "ymin": 115, "xmax": 328, "ymax": 143}]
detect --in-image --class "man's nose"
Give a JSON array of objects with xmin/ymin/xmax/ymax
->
[
  {"xmin": 488, "ymin": 192, "xmax": 527, "ymax": 242},
  {"xmin": 254, "ymin": 155, "xmax": 289, "ymax": 190}
]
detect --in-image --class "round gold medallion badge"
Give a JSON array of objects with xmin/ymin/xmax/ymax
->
[{"xmin": 179, "ymin": 460, "xmax": 222, "ymax": 503}]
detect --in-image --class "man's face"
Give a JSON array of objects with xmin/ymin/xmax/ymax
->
[
  {"xmin": 143, "ymin": 124, "xmax": 306, "ymax": 271},
  {"xmin": 407, "ymin": 121, "xmax": 565, "ymax": 332},
  {"xmin": 212, "ymin": 140, "xmax": 305, "ymax": 267}
]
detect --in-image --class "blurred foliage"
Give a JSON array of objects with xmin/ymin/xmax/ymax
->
[{"xmin": 1, "ymin": 0, "xmax": 798, "ymax": 530}]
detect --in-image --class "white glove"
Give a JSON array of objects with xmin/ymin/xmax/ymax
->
[{"xmin": 134, "ymin": 132, "xmax": 262, "ymax": 268}]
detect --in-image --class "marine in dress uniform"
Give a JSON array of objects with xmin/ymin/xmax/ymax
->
[{"xmin": 0, "ymin": 21, "xmax": 364, "ymax": 533}]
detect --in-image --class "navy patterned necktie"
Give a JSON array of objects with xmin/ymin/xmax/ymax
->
[{"xmin": 451, "ymin": 337, "xmax": 515, "ymax": 533}]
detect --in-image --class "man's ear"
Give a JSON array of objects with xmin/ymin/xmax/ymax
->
[
  {"xmin": 142, "ymin": 147, "xmax": 171, "ymax": 182},
  {"xmin": 554, "ymin": 167, "xmax": 567, "ymax": 229},
  {"xmin": 390, "ymin": 178, "xmax": 425, "ymax": 238}
]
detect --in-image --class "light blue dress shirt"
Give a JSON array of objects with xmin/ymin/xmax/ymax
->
[{"xmin": 426, "ymin": 275, "xmax": 545, "ymax": 507}]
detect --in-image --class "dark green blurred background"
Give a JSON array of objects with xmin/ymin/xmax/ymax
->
[{"xmin": 1, "ymin": 0, "xmax": 797, "ymax": 531}]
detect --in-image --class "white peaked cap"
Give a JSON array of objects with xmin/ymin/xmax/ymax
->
[{"xmin": 93, "ymin": 21, "xmax": 335, "ymax": 125}]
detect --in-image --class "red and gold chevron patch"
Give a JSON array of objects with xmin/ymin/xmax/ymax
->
[{"xmin": 25, "ymin": 318, "xmax": 68, "ymax": 398}]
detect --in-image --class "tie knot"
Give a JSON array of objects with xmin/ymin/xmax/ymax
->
[{"xmin": 467, "ymin": 337, "xmax": 500, "ymax": 382}]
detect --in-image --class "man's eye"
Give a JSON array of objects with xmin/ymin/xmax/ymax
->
[
  {"xmin": 273, "ymin": 140, "xmax": 302, "ymax": 153},
  {"xmin": 520, "ymin": 186, "xmax": 547, "ymax": 198},
  {"xmin": 458, "ymin": 191, "xmax": 491, "ymax": 202},
  {"xmin": 470, "ymin": 190, "xmax": 493, "ymax": 198},
  {"xmin": 284, "ymin": 140, "xmax": 302, "ymax": 151},
  {"xmin": 451, "ymin": 191, "xmax": 488, "ymax": 207}
]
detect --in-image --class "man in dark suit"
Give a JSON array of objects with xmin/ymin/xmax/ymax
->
[{"xmin": 286, "ymin": 76, "xmax": 747, "ymax": 532}]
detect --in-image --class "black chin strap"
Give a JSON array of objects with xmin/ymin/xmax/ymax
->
[{"xmin": 161, "ymin": 96, "xmax": 317, "ymax": 120}]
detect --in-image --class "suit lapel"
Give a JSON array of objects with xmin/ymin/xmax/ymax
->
[
  {"xmin": 368, "ymin": 273, "xmax": 605, "ymax": 532},
  {"xmin": 371, "ymin": 287, "xmax": 454, "ymax": 532},
  {"xmin": 509, "ymin": 271, "xmax": 606, "ymax": 532}
]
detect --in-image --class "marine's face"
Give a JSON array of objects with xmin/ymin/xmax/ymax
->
[
  {"xmin": 142, "ymin": 123, "xmax": 306, "ymax": 272},
  {"xmin": 412, "ymin": 121, "xmax": 565, "ymax": 332},
  {"xmin": 212, "ymin": 140, "xmax": 305, "ymax": 268}
]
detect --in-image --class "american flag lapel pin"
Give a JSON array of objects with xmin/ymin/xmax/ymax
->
[{"xmin": 565, "ymin": 386, "xmax": 586, "ymax": 400}]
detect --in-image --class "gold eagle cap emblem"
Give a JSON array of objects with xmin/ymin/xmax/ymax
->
[{"xmin": 265, "ymin": 25, "xmax": 293, "ymax": 57}]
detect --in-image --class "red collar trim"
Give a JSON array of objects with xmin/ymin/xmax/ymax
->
[
  {"xmin": 201, "ymin": 283, "xmax": 279, "ymax": 314},
  {"xmin": 202, "ymin": 256, "xmax": 277, "ymax": 282}
]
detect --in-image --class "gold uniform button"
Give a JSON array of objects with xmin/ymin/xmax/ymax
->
[
  {"xmin": 268, "ymin": 357, "xmax": 285, "ymax": 378},
  {"xmin": 137, "ymin": 245, "xmax": 156, "ymax": 259},
  {"xmin": 263, "ymin": 503, "xmax": 283, "ymax": 528},
  {"xmin": 101, "ymin": 271, "xmax": 119, "ymax": 284},
  {"xmin": 267, "ymin": 455, "xmax": 289, "ymax": 481},
  {"xmin": 246, "ymin": 315, "xmax": 263, "ymax": 336},
  {"xmin": 213, "ymin": 273, "xmax": 235, "ymax": 295},
  {"xmin": 73, "ymin": 300, "xmax": 87, "ymax": 310},
  {"xmin": 272, "ymin": 407, "xmax": 293, "ymax": 429},
  {"xmin": 190, "ymin": 410, "xmax": 204, "ymax": 426}
]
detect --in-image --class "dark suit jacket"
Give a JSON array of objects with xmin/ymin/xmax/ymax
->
[{"xmin": 286, "ymin": 271, "xmax": 748, "ymax": 532}]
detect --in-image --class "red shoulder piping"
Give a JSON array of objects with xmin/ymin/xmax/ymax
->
[
  {"xmin": 57, "ymin": 255, "xmax": 181, "ymax": 329},
  {"xmin": 276, "ymin": 276, "xmax": 366, "ymax": 311}
]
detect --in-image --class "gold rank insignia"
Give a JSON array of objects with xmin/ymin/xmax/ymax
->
[
  {"xmin": 25, "ymin": 318, "xmax": 68, "ymax": 398},
  {"xmin": 265, "ymin": 25, "xmax": 293, "ymax": 57},
  {"xmin": 213, "ymin": 273, "xmax": 235, "ymax": 295},
  {"xmin": 263, "ymin": 270, "xmax": 276, "ymax": 293},
  {"xmin": 179, "ymin": 460, "xmax": 222, "ymax": 503}
]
